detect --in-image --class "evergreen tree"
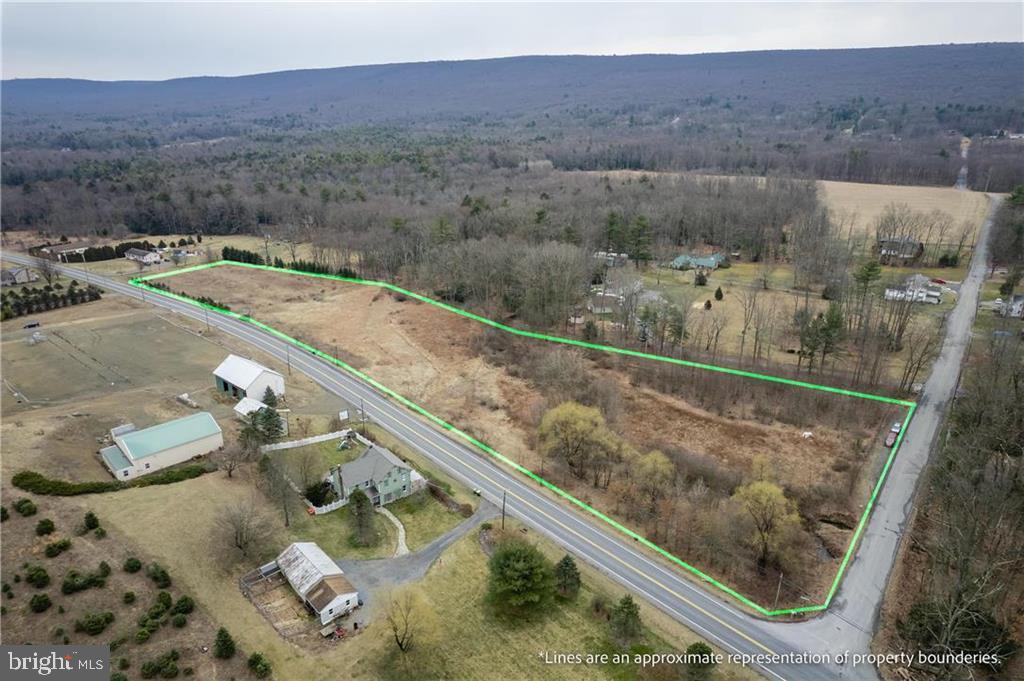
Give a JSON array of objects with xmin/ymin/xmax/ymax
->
[
  {"xmin": 257, "ymin": 407, "xmax": 283, "ymax": 440},
  {"xmin": 261, "ymin": 386, "xmax": 278, "ymax": 408},
  {"xmin": 610, "ymin": 594, "xmax": 642, "ymax": 644},
  {"xmin": 487, "ymin": 539, "xmax": 554, "ymax": 617},
  {"xmin": 554, "ymin": 554, "xmax": 581, "ymax": 599},
  {"xmin": 213, "ymin": 628, "xmax": 236, "ymax": 659},
  {"xmin": 348, "ymin": 489, "xmax": 376, "ymax": 546},
  {"xmin": 714, "ymin": 286, "xmax": 724, "ymax": 301}
]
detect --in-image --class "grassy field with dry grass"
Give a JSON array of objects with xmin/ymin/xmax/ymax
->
[{"xmin": 161, "ymin": 263, "xmax": 901, "ymax": 607}]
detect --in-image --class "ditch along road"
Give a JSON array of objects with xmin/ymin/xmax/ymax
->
[{"xmin": 4, "ymin": 198, "xmax": 999, "ymax": 681}]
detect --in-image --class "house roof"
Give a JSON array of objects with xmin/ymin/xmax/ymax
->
[
  {"xmin": 339, "ymin": 445, "xmax": 410, "ymax": 491},
  {"xmin": 276, "ymin": 543, "xmax": 356, "ymax": 610},
  {"xmin": 670, "ymin": 253, "xmax": 725, "ymax": 270},
  {"xmin": 125, "ymin": 248, "xmax": 156, "ymax": 258},
  {"xmin": 233, "ymin": 396, "xmax": 267, "ymax": 417},
  {"xmin": 100, "ymin": 444, "xmax": 131, "ymax": 472},
  {"xmin": 213, "ymin": 354, "xmax": 282, "ymax": 391},
  {"xmin": 306, "ymin": 574, "xmax": 358, "ymax": 612},
  {"xmin": 114, "ymin": 412, "xmax": 221, "ymax": 461}
]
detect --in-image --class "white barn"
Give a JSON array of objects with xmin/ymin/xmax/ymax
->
[
  {"xmin": 276, "ymin": 542, "xmax": 359, "ymax": 625},
  {"xmin": 99, "ymin": 412, "xmax": 223, "ymax": 480},
  {"xmin": 125, "ymin": 248, "xmax": 162, "ymax": 265},
  {"xmin": 213, "ymin": 354, "xmax": 285, "ymax": 400}
]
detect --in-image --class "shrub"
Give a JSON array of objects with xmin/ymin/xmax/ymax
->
[
  {"xmin": 11, "ymin": 466, "xmax": 206, "ymax": 497},
  {"xmin": 35, "ymin": 518, "xmax": 55, "ymax": 535},
  {"xmin": 13, "ymin": 498, "xmax": 38, "ymax": 516},
  {"xmin": 98, "ymin": 561, "xmax": 111, "ymax": 577},
  {"xmin": 75, "ymin": 611, "xmax": 115, "ymax": 636},
  {"xmin": 685, "ymin": 641, "xmax": 717, "ymax": 678},
  {"xmin": 135, "ymin": 629, "xmax": 151, "ymax": 644},
  {"xmin": 25, "ymin": 565, "xmax": 50, "ymax": 588},
  {"xmin": 213, "ymin": 628, "xmax": 236, "ymax": 659},
  {"xmin": 171, "ymin": 596, "xmax": 194, "ymax": 615},
  {"xmin": 147, "ymin": 564, "xmax": 171, "ymax": 588},
  {"xmin": 44, "ymin": 538, "xmax": 72, "ymax": 558},
  {"xmin": 29, "ymin": 593, "xmax": 52, "ymax": 613},
  {"xmin": 247, "ymin": 652, "xmax": 272, "ymax": 678},
  {"xmin": 0, "ymin": 506, "xmax": 7, "ymax": 522},
  {"xmin": 94, "ymin": 527, "xmax": 107, "ymax": 539},
  {"xmin": 111, "ymin": 674, "xmax": 128, "ymax": 681},
  {"xmin": 140, "ymin": 649, "xmax": 180, "ymax": 679},
  {"xmin": 123, "ymin": 592, "xmax": 136, "ymax": 605},
  {"xmin": 480, "ymin": 522, "xmax": 493, "ymax": 531},
  {"xmin": 487, "ymin": 539, "xmax": 554, "ymax": 618},
  {"xmin": 156, "ymin": 591, "xmax": 173, "ymax": 610},
  {"xmin": 118, "ymin": 657, "xmax": 130, "ymax": 670},
  {"xmin": 123, "ymin": 557, "xmax": 142, "ymax": 573},
  {"xmin": 83, "ymin": 512, "xmax": 100, "ymax": 530},
  {"xmin": 171, "ymin": 614, "xmax": 187, "ymax": 628},
  {"xmin": 61, "ymin": 568, "xmax": 105, "ymax": 595}
]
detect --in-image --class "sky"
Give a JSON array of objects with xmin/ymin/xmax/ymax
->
[{"xmin": 2, "ymin": 1, "xmax": 1022, "ymax": 81}]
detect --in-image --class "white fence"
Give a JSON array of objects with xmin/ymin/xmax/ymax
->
[{"xmin": 259, "ymin": 429, "xmax": 352, "ymax": 453}]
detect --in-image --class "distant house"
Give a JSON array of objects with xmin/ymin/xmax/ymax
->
[
  {"xmin": 125, "ymin": 248, "xmax": 161, "ymax": 265},
  {"xmin": 884, "ymin": 287, "xmax": 940, "ymax": 305},
  {"xmin": 328, "ymin": 444, "xmax": 424, "ymax": 507},
  {"xmin": 586, "ymin": 291, "xmax": 621, "ymax": 315},
  {"xmin": 593, "ymin": 251, "xmax": 629, "ymax": 268},
  {"xmin": 99, "ymin": 412, "xmax": 223, "ymax": 480},
  {"xmin": 904, "ymin": 274, "xmax": 943, "ymax": 303},
  {"xmin": 669, "ymin": 253, "xmax": 726, "ymax": 271},
  {"xmin": 877, "ymin": 236, "xmax": 923, "ymax": 263},
  {"xmin": 42, "ymin": 243, "xmax": 92, "ymax": 262},
  {"xmin": 1, "ymin": 267, "xmax": 38, "ymax": 287},
  {"xmin": 998, "ymin": 294, "xmax": 1024, "ymax": 319},
  {"xmin": 213, "ymin": 354, "xmax": 285, "ymax": 400},
  {"xmin": 276, "ymin": 542, "xmax": 359, "ymax": 626}
]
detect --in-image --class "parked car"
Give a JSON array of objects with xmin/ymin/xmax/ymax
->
[
  {"xmin": 884, "ymin": 431, "xmax": 898, "ymax": 448},
  {"xmin": 890, "ymin": 422, "xmax": 902, "ymax": 433},
  {"xmin": 22, "ymin": 321, "xmax": 40, "ymax": 329}
]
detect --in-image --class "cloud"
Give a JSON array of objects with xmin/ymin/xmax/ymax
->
[{"xmin": 2, "ymin": 1, "xmax": 1021, "ymax": 80}]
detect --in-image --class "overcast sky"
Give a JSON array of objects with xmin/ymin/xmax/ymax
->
[{"xmin": 2, "ymin": 1, "xmax": 1022, "ymax": 81}]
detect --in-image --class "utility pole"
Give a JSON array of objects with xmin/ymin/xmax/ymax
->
[
  {"xmin": 360, "ymin": 398, "xmax": 366, "ymax": 436},
  {"xmin": 501, "ymin": 490, "xmax": 506, "ymax": 530},
  {"xmin": 204, "ymin": 307, "xmax": 210, "ymax": 333},
  {"xmin": 773, "ymin": 571, "xmax": 784, "ymax": 611},
  {"xmin": 286, "ymin": 344, "xmax": 291, "ymax": 375}
]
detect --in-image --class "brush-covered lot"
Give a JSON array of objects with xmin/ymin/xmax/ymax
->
[{"xmin": 161, "ymin": 263, "xmax": 904, "ymax": 609}]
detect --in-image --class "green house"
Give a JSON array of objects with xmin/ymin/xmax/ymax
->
[
  {"xmin": 669, "ymin": 253, "xmax": 726, "ymax": 271},
  {"xmin": 330, "ymin": 444, "xmax": 419, "ymax": 506}
]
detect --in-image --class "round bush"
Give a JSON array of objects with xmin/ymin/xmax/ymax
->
[
  {"xmin": 134, "ymin": 629, "xmax": 150, "ymax": 644},
  {"xmin": 123, "ymin": 557, "xmax": 142, "ymax": 573},
  {"xmin": 29, "ymin": 593, "xmax": 52, "ymax": 613},
  {"xmin": 171, "ymin": 614, "xmax": 187, "ymax": 628},
  {"xmin": 247, "ymin": 652, "xmax": 272, "ymax": 679},
  {"xmin": 35, "ymin": 518, "xmax": 55, "ymax": 536},
  {"xmin": 123, "ymin": 591, "xmax": 136, "ymax": 605}
]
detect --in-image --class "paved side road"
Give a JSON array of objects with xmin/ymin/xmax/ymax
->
[
  {"xmin": 4, "ymin": 197, "xmax": 998, "ymax": 681},
  {"xmin": 760, "ymin": 194, "xmax": 1003, "ymax": 678}
]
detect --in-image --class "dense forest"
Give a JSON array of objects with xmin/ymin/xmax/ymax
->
[{"xmin": 2, "ymin": 44, "xmax": 1023, "ymax": 238}]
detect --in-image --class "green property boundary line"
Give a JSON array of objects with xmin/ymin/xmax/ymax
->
[{"xmin": 131, "ymin": 260, "xmax": 917, "ymax": 617}]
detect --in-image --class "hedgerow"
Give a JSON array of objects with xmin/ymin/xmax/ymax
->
[{"xmin": 12, "ymin": 465, "xmax": 207, "ymax": 496}]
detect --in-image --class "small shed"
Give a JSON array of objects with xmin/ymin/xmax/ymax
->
[
  {"xmin": 276, "ymin": 542, "xmax": 359, "ymax": 625},
  {"xmin": 213, "ymin": 354, "xmax": 285, "ymax": 400}
]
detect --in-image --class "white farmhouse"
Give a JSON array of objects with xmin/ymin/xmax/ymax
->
[
  {"xmin": 276, "ymin": 542, "xmax": 359, "ymax": 626},
  {"xmin": 99, "ymin": 412, "xmax": 223, "ymax": 480},
  {"xmin": 124, "ymin": 248, "xmax": 162, "ymax": 265},
  {"xmin": 213, "ymin": 354, "xmax": 285, "ymax": 400}
]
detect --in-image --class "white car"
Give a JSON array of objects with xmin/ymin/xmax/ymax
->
[{"xmin": 890, "ymin": 422, "xmax": 902, "ymax": 434}]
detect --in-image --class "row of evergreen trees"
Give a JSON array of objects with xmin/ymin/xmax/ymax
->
[{"xmin": 1, "ymin": 281, "xmax": 102, "ymax": 320}]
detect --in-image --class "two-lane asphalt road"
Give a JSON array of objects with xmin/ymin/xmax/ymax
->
[{"xmin": 4, "ymin": 196, "xmax": 998, "ymax": 681}]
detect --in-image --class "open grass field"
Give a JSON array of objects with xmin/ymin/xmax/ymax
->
[
  {"xmin": 818, "ymin": 179, "xmax": 990, "ymax": 241},
  {"xmin": 157, "ymin": 262, "xmax": 905, "ymax": 609}
]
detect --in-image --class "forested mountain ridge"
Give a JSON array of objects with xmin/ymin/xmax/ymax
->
[
  {"xmin": 4, "ymin": 43, "xmax": 1022, "ymax": 132},
  {"xmin": 3, "ymin": 42, "xmax": 1023, "ymax": 235}
]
